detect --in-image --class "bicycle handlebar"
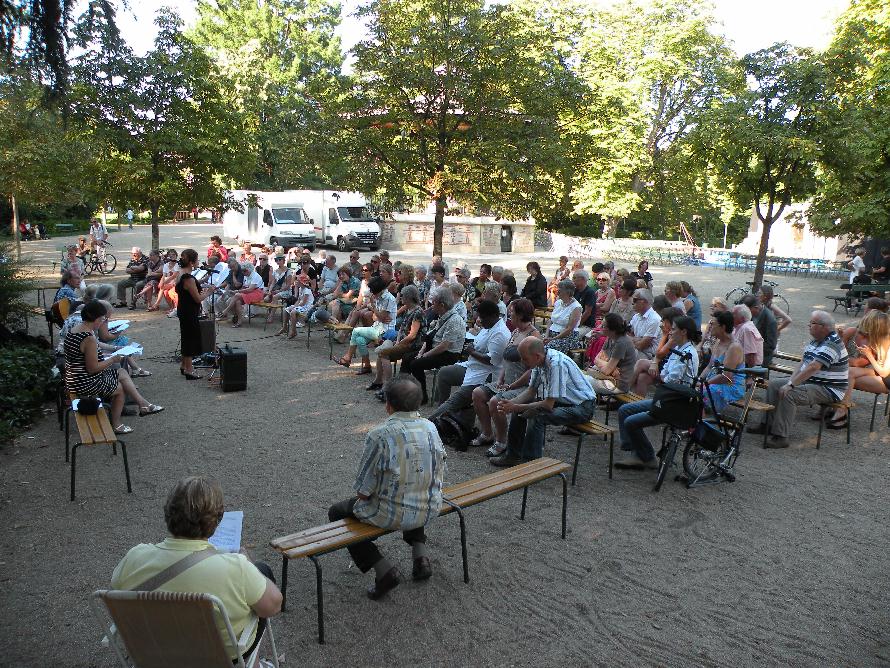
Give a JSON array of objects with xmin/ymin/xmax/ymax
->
[{"xmin": 712, "ymin": 363, "xmax": 768, "ymax": 377}]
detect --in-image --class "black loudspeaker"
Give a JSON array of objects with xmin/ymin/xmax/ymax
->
[
  {"xmin": 219, "ymin": 345, "xmax": 247, "ymax": 392},
  {"xmin": 199, "ymin": 318, "xmax": 216, "ymax": 354}
]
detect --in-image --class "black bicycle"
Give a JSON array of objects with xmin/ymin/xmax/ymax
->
[
  {"xmin": 652, "ymin": 360, "xmax": 767, "ymax": 492},
  {"xmin": 83, "ymin": 241, "xmax": 117, "ymax": 275}
]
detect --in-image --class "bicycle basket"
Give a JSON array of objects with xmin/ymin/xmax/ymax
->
[{"xmin": 649, "ymin": 382, "xmax": 701, "ymax": 429}]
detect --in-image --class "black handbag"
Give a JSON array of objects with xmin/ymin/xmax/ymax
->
[{"xmin": 649, "ymin": 382, "xmax": 701, "ymax": 429}]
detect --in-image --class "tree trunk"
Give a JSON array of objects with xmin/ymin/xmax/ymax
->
[
  {"xmin": 432, "ymin": 192, "xmax": 446, "ymax": 258},
  {"xmin": 11, "ymin": 194, "xmax": 20, "ymax": 260},
  {"xmin": 751, "ymin": 215, "xmax": 773, "ymax": 293},
  {"xmin": 150, "ymin": 205, "xmax": 160, "ymax": 251}
]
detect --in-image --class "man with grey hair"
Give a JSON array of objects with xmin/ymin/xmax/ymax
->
[
  {"xmin": 732, "ymin": 303, "xmax": 763, "ymax": 367},
  {"xmin": 491, "ymin": 265, "xmax": 504, "ymax": 283},
  {"xmin": 318, "ymin": 254, "xmax": 339, "ymax": 298},
  {"xmin": 749, "ymin": 310, "xmax": 849, "ymax": 448},
  {"xmin": 403, "ymin": 285, "xmax": 467, "ymax": 404},
  {"xmin": 572, "ymin": 270, "xmax": 596, "ymax": 336},
  {"xmin": 328, "ymin": 375, "xmax": 446, "ymax": 599},
  {"xmin": 742, "ymin": 294, "xmax": 776, "ymax": 366},
  {"xmin": 116, "ymin": 246, "xmax": 148, "ymax": 309},
  {"xmin": 629, "ymin": 289, "xmax": 661, "ymax": 359},
  {"xmin": 346, "ymin": 250, "xmax": 362, "ymax": 278}
]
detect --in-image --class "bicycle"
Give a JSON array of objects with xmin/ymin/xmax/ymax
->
[
  {"xmin": 83, "ymin": 241, "xmax": 117, "ymax": 275},
  {"xmin": 724, "ymin": 279, "xmax": 790, "ymax": 314},
  {"xmin": 652, "ymin": 359, "xmax": 766, "ymax": 492}
]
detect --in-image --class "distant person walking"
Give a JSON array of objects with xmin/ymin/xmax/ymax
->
[{"xmin": 126, "ymin": 209, "xmax": 134, "ymax": 230}]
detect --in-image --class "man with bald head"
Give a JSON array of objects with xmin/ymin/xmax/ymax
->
[
  {"xmin": 490, "ymin": 337, "xmax": 597, "ymax": 466},
  {"xmin": 749, "ymin": 310, "xmax": 848, "ymax": 449}
]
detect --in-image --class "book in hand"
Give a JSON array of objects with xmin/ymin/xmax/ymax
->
[{"xmin": 208, "ymin": 511, "xmax": 243, "ymax": 553}]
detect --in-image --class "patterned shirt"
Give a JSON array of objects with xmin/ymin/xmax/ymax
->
[
  {"xmin": 802, "ymin": 331, "xmax": 849, "ymax": 400},
  {"xmin": 398, "ymin": 306, "xmax": 426, "ymax": 351},
  {"xmin": 530, "ymin": 348, "xmax": 597, "ymax": 404},
  {"xmin": 352, "ymin": 412, "xmax": 447, "ymax": 531},
  {"xmin": 430, "ymin": 306, "xmax": 467, "ymax": 353}
]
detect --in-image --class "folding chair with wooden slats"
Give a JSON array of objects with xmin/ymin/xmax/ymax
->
[{"xmin": 91, "ymin": 590, "xmax": 279, "ymax": 668}]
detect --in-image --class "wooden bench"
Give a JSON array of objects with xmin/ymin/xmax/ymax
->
[
  {"xmin": 269, "ymin": 458, "xmax": 570, "ymax": 644},
  {"xmin": 246, "ymin": 302, "xmax": 284, "ymax": 330},
  {"xmin": 774, "ymin": 350, "xmax": 802, "ymax": 363},
  {"xmin": 563, "ymin": 420, "xmax": 617, "ymax": 483},
  {"xmin": 730, "ymin": 397, "xmax": 775, "ymax": 447},
  {"xmin": 767, "ymin": 362, "xmax": 795, "ymax": 376},
  {"xmin": 603, "ymin": 391, "xmax": 644, "ymax": 424},
  {"xmin": 67, "ymin": 398, "xmax": 132, "ymax": 501},
  {"xmin": 318, "ymin": 322, "xmax": 353, "ymax": 359}
]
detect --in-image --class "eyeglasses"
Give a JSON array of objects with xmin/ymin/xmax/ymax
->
[
  {"xmin": 597, "ymin": 278, "xmax": 609, "ymax": 282},
  {"xmin": 632, "ymin": 297, "xmax": 644, "ymax": 302}
]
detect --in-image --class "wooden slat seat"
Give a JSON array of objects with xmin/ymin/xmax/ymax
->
[
  {"xmin": 66, "ymin": 392, "xmax": 132, "ymax": 501},
  {"xmin": 768, "ymin": 363, "xmax": 795, "ymax": 375},
  {"xmin": 269, "ymin": 457, "xmax": 570, "ymax": 644},
  {"xmin": 732, "ymin": 398, "xmax": 774, "ymax": 413},
  {"xmin": 773, "ymin": 350, "xmax": 802, "ymax": 363}
]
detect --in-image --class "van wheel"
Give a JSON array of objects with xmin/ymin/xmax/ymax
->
[
  {"xmin": 269, "ymin": 237, "xmax": 277, "ymax": 246},
  {"xmin": 337, "ymin": 236, "xmax": 349, "ymax": 252}
]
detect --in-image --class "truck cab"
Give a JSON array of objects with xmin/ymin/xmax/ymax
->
[
  {"xmin": 263, "ymin": 205, "xmax": 315, "ymax": 250},
  {"xmin": 323, "ymin": 203, "xmax": 380, "ymax": 251}
]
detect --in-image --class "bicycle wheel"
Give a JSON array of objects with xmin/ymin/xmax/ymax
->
[
  {"xmin": 99, "ymin": 253, "xmax": 117, "ymax": 274},
  {"xmin": 653, "ymin": 433, "xmax": 680, "ymax": 492},
  {"xmin": 682, "ymin": 440, "xmax": 719, "ymax": 483},
  {"xmin": 83, "ymin": 254, "xmax": 95, "ymax": 276},
  {"xmin": 774, "ymin": 294, "xmax": 790, "ymax": 315},
  {"xmin": 724, "ymin": 287, "xmax": 747, "ymax": 304}
]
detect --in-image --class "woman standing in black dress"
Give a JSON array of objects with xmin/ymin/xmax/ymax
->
[{"xmin": 176, "ymin": 249, "xmax": 215, "ymax": 379}]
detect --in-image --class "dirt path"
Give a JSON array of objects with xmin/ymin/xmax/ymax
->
[{"xmin": 2, "ymin": 227, "xmax": 888, "ymax": 666}]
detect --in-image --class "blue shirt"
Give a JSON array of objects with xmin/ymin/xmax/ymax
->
[
  {"xmin": 686, "ymin": 293, "xmax": 702, "ymax": 328},
  {"xmin": 660, "ymin": 341, "xmax": 699, "ymax": 385}
]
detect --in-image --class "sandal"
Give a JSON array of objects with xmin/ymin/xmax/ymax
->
[
  {"xmin": 335, "ymin": 356, "xmax": 352, "ymax": 368},
  {"xmin": 826, "ymin": 418, "xmax": 849, "ymax": 430},
  {"xmin": 469, "ymin": 434, "xmax": 494, "ymax": 447},
  {"xmin": 355, "ymin": 366, "xmax": 372, "ymax": 375},
  {"xmin": 139, "ymin": 404, "xmax": 165, "ymax": 417},
  {"xmin": 130, "ymin": 369, "xmax": 152, "ymax": 378},
  {"xmin": 114, "ymin": 425, "xmax": 134, "ymax": 435}
]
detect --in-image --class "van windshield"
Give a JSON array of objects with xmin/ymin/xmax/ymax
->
[
  {"xmin": 271, "ymin": 208, "xmax": 307, "ymax": 225},
  {"xmin": 337, "ymin": 206, "xmax": 374, "ymax": 222}
]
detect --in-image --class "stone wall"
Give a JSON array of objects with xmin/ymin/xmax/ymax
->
[{"xmin": 380, "ymin": 214, "xmax": 535, "ymax": 254}]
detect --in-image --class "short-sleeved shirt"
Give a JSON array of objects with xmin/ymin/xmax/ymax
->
[
  {"xmin": 530, "ymin": 348, "xmax": 596, "ymax": 404},
  {"xmin": 398, "ymin": 306, "xmax": 426, "ymax": 351},
  {"xmin": 732, "ymin": 320, "xmax": 764, "ymax": 366},
  {"xmin": 110, "ymin": 537, "xmax": 267, "ymax": 659},
  {"xmin": 208, "ymin": 245, "xmax": 229, "ymax": 261},
  {"xmin": 459, "ymin": 318, "xmax": 510, "ymax": 386},
  {"xmin": 374, "ymin": 289, "xmax": 398, "ymax": 326},
  {"xmin": 454, "ymin": 300, "xmax": 468, "ymax": 321},
  {"xmin": 849, "ymin": 255, "xmax": 866, "ymax": 283},
  {"xmin": 242, "ymin": 270, "xmax": 265, "ymax": 290},
  {"xmin": 320, "ymin": 265, "xmax": 339, "ymax": 292},
  {"xmin": 660, "ymin": 341, "xmax": 699, "ymax": 384},
  {"xmin": 125, "ymin": 255, "xmax": 148, "ymax": 275},
  {"xmin": 430, "ymin": 306, "xmax": 467, "ymax": 353},
  {"xmin": 574, "ymin": 286, "xmax": 597, "ymax": 326},
  {"xmin": 802, "ymin": 331, "xmax": 849, "ymax": 400},
  {"xmin": 353, "ymin": 412, "xmax": 447, "ymax": 531},
  {"xmin": 604, "ymin": 335, "xmax": 638, "ymax": 391},
  {"xmin": 630, "ymin": 308, "xmax": 662, "ymax": 359}
]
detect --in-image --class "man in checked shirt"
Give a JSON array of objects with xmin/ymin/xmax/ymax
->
[{"xmin": 328, "ymin": 376, "xmax": 447, "ymax": 600}]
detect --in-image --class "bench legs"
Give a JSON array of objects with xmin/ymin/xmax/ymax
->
[
  {"xmin": 309, "ymin": 555, "xmax": 325, "ymax": 644},
  {"xmin": 519, "ymin": 474, "xmax": 568, "ymax": 540},
  {"xmin": 571, "ymin": 432, "xmax": 613, "ymax": 486},
  {"xmin": 279, "ymin": 556, "xmax": 289, "ymax": 611},
  {"xmin": 442, "ymin": 499, "xmax": 470, "ymax": 584},
  {"xmin": 70, "ymin": 440, "xmax": 131, "ymax": 501}
]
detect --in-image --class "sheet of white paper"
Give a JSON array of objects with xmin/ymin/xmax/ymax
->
[
  {"xmin": 465, "ymin": 332, "xmax": 476, "ymax": 340},
  {"xmin": 107, "ymin": 319, "xmax": 130, "ymax": 330},
  {"xmin": 208, "ymin": 511, "xmax": 243, "ymax": 553},
  {"xmin": 115, "ymin": 343, "xmax": 144, "ymax": 357},
  {"xmin": 193, "ymin": 269, "xmax": 208, "ymax": 281},
  {"xmin": 108, "ymin": 323, "xmax": 130, "ymax": 334}
]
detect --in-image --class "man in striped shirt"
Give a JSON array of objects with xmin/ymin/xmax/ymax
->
[
  {"xmin": 750, "ymin": 310, "xmax": 849, "ymax": 448},
  {"xmin": 328, "ymin": 376, "xmax": 447, "ymax": 600}
]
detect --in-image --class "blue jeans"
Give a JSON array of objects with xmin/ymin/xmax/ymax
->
[
  {"xmin": 506, "ymin": 399, "xmax": 597, "ymax": 460},
  {"xmin": 618, "ymin": 399, "xmax": 660, "ymax": 462}
]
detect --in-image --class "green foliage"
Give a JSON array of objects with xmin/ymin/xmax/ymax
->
[
  {"xmin": 335, "ymin": 0, "xmax": 575, "ymax": 254},
  {"xmin": 809, "ymin": 0, "xmax": 890, "ymax": 238},
  {"xmin": 0, "ymin": 343, "xmax": 54, "ymax": 444},
  {"xmin": 191, "ymin": 0, "xmax": 345, "ymax": 190},
  {"xmin": 0, "ymin": 242, "xmax": 37, "ymax": 325}
]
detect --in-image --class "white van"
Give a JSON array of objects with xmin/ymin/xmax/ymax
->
[
  {"xmin": 222, "ymin": 190, "xmax": 316, "ymax": 250},
  {"xmin": 293, "ymin": 190, "xmax": 380, "ymax": 251}
]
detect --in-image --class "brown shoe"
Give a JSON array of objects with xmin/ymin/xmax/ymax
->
[
  {"xmin": 367, "ymin": 567, "xmax": 401, "ymax": 601},
  {"xmin": 765, "ymin": 436, "xmax": 790, "ymax": 449},
  {"xmin": 489, "ymin": 453, "xmax": 524, "ymax": 468},
  {"xmin": 412, "ymin": 557, "xmax": 432, "ymax": 581}
]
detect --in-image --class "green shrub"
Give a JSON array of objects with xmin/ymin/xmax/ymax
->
[{"xmin": 0, "ymin": 345, "xmax": 55, "ymax": 444}]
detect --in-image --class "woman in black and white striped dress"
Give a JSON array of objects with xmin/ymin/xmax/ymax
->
[{"xmin": 64, "ymin": 300, "xmax": 163, "ymax": 434}]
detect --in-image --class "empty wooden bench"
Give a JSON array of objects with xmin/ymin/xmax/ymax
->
[
  {"xmin": 67, "ymin": 398, "xmax": 132, "ymax": 501},
  {"xmin": 246, "ymin": 302, "xmax": 284, "ymax": 330},
  {"xmin": 269, "ymin": 457, "xmax": 571, "ymax": 644}
]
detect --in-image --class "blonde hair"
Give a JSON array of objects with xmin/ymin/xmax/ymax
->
[
  {"xmin": 664, "ymin": 281, "xmax": 682, "ymax": 298},
  {"xmin": 859, "ymin": 310, "xmax": 890, "ymax": 365},
  {"xmin": 164, "ymin": 476, "xmax": 224, "ymax": 539}
]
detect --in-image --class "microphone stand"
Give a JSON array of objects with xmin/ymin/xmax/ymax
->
[{"xmin": 195, "ymin": 267, "xmax": 221, "ymax": 370}]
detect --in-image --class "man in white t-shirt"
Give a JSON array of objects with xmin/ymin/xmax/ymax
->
[
  {"xmin": 629, "ymin": 289, "xmax": 661, "ymax": 359},
  {"xmin": 428, "ymin": 301, "xmax": 509, "ymax": 428},
  {"xmin": 848, "ymin": 247, "xmax": 866, "ymax": 284}
]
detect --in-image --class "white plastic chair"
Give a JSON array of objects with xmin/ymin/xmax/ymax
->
[{"xmin": 91, "ymin": 590, "xmax": 279, "ymax": 668}]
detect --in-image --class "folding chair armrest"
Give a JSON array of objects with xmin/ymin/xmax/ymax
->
[{"xmin": 237, "ymin": 614, "xmax": 260, "ymax": 653}]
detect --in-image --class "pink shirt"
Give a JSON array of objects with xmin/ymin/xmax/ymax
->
[{"xmin": 733, "ymin": 321, "xmax": 763, "ymax": 366}]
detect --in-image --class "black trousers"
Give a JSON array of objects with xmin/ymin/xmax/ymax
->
[
  {"xmin": 236, "ymin": 561, "xmax": 274, "ymax": 663},
  {"xmin": 402, "ymin": 351, "xmax": 461, "ymax": 399},
  {"xmin": 327, "ymin": 497, "xmax": 426, "ymax": 573}
]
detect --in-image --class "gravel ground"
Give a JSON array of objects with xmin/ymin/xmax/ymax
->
[{"xmin": 1, "ymin": 225, "xmax": 888, "ymax": 667}]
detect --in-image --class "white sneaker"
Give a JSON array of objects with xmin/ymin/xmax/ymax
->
[
  {"xmin": 486, "ymin": 442, "xmax": 507, "ymax": 457},
  {"xmin": 166, "ymin": 309, "xmax": 177, "ymax": 318},
  {"xmin": 296, "ymin": 321, "xmax": 305, "ymax": 328}
]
